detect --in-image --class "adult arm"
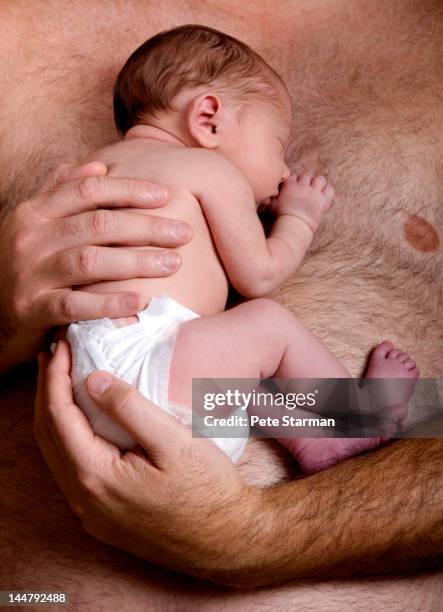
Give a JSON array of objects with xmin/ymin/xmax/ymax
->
[
  {"xmin": 0, "ymin": 162, "xmax": 192, "ymax": 373},
  {"xmin": 34, "ymin": 342, "xmax": 443, "ymax": 587}
]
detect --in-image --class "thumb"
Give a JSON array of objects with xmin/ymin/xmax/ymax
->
[{"xmin": 86, "ymin": 371, "xmax": 191, "ymax": 468}]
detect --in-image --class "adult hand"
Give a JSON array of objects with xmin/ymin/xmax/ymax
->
[
  {"xmin": 0, "ymin": 162, "xmax": 192, "ymax": 371},
  {"xmin": 34, "ymin": 342, "xmax": 443, "ymax": 587},
  {"xmin": 34, "ymin": 341, "xmax": 260, "ymax": 585}
]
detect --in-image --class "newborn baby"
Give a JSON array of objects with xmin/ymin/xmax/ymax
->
[{"xmin": 67, "ymin": 25, "xmax": 419, "ymax": 472}]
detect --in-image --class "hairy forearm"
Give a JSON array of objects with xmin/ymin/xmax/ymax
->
[
  {"xmin": 216, "ymin": 438, "xmax": 442, "ymax": 586},
  {"xmin": 62, "ymin": 365, "xmax": 441, "ymax": 588}
]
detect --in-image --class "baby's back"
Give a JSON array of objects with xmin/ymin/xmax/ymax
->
[{"xmin": 84, "ymin": 138, "xmax": 230, "ymax": 315}]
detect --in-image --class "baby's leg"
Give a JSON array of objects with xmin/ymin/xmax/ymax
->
[
  {"xmin": 169, "ymin": 299, "xmax": 416, "ymax": 472},
  {"xmin": 169, "ymin": 299, "xmax": 351, "ymax": 410},
  {"xmin": 288, "ymin": 341, "xmax": 419, "ymax": 473}
]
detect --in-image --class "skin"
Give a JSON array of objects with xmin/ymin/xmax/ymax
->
[
  {"xmin": 0, "ymin": 0, "xmax": 442, "ymax": 609},
  {"xmin": 76, "ymin": 107, "xmax": 326, "ymax": 309},
  {"xmin": 0, "ymin": 160, "xmax": 193, "ymax": 373},
  {"xmin": 34, "ymin": 342, "xmax": 443, "ymax": 587},
  {"xmin": 72, "ymin": 100, "xmax": 417, "ymax": 469}
]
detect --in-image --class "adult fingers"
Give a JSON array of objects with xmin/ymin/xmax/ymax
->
[
  {"xmin": 30, "ymin": 290, "xmax": 146, "ymax": 327},
  {"xmin": 35, "ymin": 341, "xmax": 110, "ymax": 468},
  {"xmin": 36, "ymin": 174, "xmax": 169, "ymax": 219},
  {"xmin": 45, "ymin": 209, "xmax": 192, "ymax": 250},
  {"xmin": 34, "ymin": 343, "xmax": 82, "ymax": 487},
  {"xmin": 41, "ymin": 246, "xmax": 182, "ymax": 286},
  {"xmin": 38, "ymin": 161, "xmax": 108, "ymax": 193},
  {"xmin": 34, "ymin": 350, "xmax": 71, "ymax": 493},
  {"xmin": 55, "ymin": 162, "xmax": 108, "ymax": 186},
  {"xmin": 86, "ymin": 371, "xmax": 191, "ymax": 470}
]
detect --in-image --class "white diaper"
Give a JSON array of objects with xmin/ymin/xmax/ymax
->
[{"xmin": 67, "ymin": 295, "xmax": 247, "ymax": 462}]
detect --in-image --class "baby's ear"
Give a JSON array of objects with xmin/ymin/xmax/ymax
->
[{"xmin": 187, "ymin": 93, "xmax": 221, "ymax": 148}]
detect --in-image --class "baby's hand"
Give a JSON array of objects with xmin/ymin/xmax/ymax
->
[{"xmin": 270, "ymin": 172, "xmax": 334, "ymax": 232}]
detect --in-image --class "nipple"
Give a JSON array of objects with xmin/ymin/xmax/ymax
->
[{"xmin": 403, "ymin": 214, "xmax": 439, "ymax": 253}]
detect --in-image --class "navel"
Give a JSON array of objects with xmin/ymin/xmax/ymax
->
[{"xmin": 404, "ymin": 214, "xmax": 440, "ymax": 253}]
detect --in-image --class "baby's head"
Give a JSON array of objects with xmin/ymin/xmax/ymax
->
[{"xmin": 114, "ymin": 25, "xmax": 292, "ymax": 204}]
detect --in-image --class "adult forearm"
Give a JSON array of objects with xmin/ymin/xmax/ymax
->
[
  {"xmin": 35, "ymin": 357, "xmax": 442, "ymax": 589},
  {"xmin": 228, "ymin": 438, "xmax": 442, "ymax": 586},
  {"xmin": 104, "ymin": 438, "xmax": 442, "ymax": 589}
]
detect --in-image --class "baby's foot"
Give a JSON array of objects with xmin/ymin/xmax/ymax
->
[
  {"xmin": 272, "ymin": 171, "xmax": 334, "ymax": 231},
  {"xmin": 279, "ymin": 341, "xmax": 419, "ymax": 474},
  {"xmin": 364, "ymin": 340, "xmax": 419, "ymax": 381},
  {"xmin": 363, "ymin": 340, "xmax": 419, "ymax": 426}
]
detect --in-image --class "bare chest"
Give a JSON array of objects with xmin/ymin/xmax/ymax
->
[
  {"xmin": 0, "ymin": 2, "xmax": 442, "ymax": 599},
  {"xmin": 0, "ymin": 0, "xmax": 441, "ymax": 377}
]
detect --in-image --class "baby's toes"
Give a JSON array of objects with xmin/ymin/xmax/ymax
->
[
  {"xmin": 312, "ymin": 175, "xmax": 327, "ymax": 190},
  {"xmin": 298, "ymin": 170, "xmax": 313, "ymax": 185},
  {"xmin": 387, "ymin": 348, "xmax": 402, "ymax": 359},
  {"xmin": 390, "ymin": 402, "xmax": 409, "ymax": 425},
  {"xmin": 376, "ymin": 402, "xmax": 408, "ymax": 434},
  {"xmin": 398, "ymin": 415, "xmax": 408, "ymax": 431},
  {"xmin": 323, "ymin": 183, "xmax": 335, "ymax": 203},
  {"xmin": 397, "ymin": 352, "xmax": 410, "ymax": 363},
  {"xmin": 372, "ymin": 340, "xmax": 394, "ymax": 360},
  {"xmin": 404, "ymin": 358, "xmax": 416, "ymax": 370}
]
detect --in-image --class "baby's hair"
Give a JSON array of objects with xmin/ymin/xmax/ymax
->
[{"xmin": 114, "ymin": 24, "xmax": 288, "ymax": 134}]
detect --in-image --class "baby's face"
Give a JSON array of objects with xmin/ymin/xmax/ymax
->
[{"xmin": 221, "ymin": 99, "xmax": 292, "ymax": 205}]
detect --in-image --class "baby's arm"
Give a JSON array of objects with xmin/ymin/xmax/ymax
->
[{"xmin": 193, "ymin": 154, "xmax": 333, "ymax": 298}]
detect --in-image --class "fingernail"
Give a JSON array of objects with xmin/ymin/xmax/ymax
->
[
  {"xmin": 125, "ymin": 295, "xmax": 140, "ymax": 310},
  {"xmin": 151, "ymin": 185, "xmax": 167, "ymax": 200},
  {"xmin": 172, "ymin": 223, "xmax": 191, "ymax": 240},
  {"xmin": 88, "ymin": 372, "xmax": 113, "ymax": 395},
  {"xmin": 50, "ymin": 342, "xmax": 58, "ymax": 354},
  {"xmin": 160, "ymin": 252, "xmax": 180, "ymax": 269}
]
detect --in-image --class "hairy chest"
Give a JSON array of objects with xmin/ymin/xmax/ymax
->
[{"xmin": 0, "ymin": 1, "xmax": 441, "ymax": 376}]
